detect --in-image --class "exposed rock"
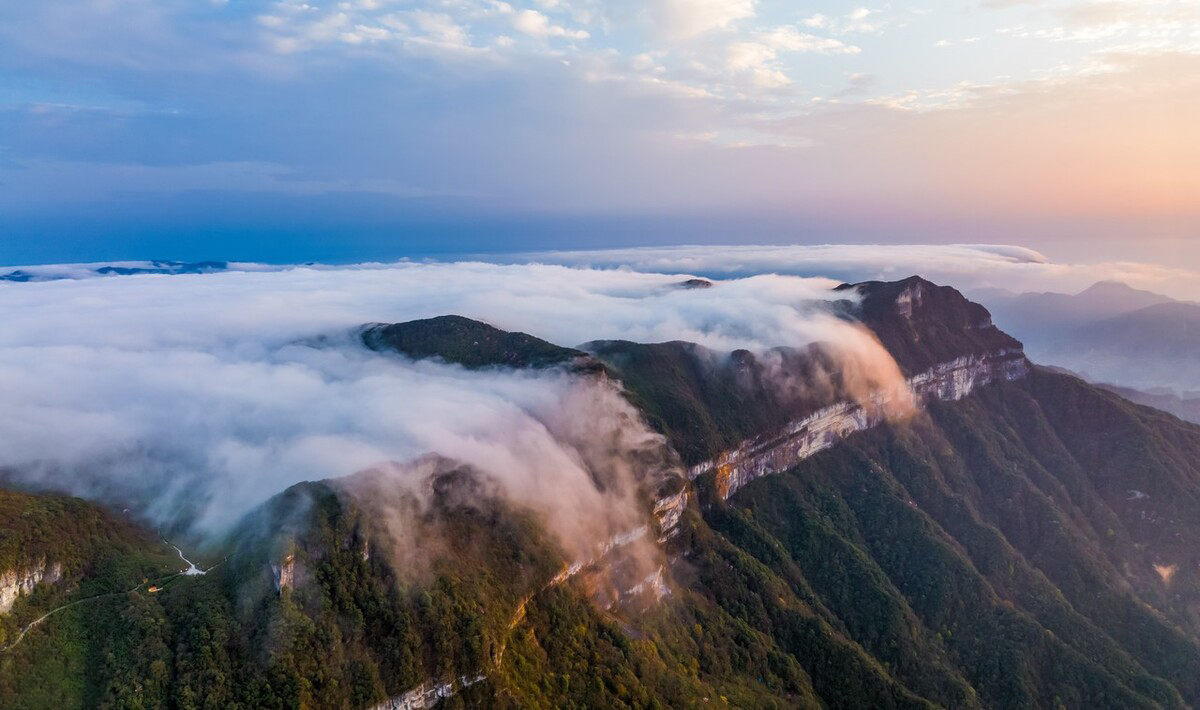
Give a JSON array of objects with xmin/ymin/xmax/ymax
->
[
  {"xmin": 652, "ymin": 488, "xmax": 688, "ymax": 541},
  {"xmin": 625, "ymin": 565, "xmax": 669, "ymax": 602},
  {"xmin": 689, "ymin": 349, "xmax": 1030, "ymax": 500},
  {"xmin": 368, "ymin": 673, "xmax": 486, "ymax": 710},
  {"xmin": 271, "ymin": 553, "xmax": 295, "ymax": 594},
  {"xmin": 0, "ymin": 561, "xmax": 63, "ymax": 614}
]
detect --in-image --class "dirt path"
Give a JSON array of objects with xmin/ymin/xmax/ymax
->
[{"xmin": 0, "ymin": 575, "xmax": 180, "ymax": 654}]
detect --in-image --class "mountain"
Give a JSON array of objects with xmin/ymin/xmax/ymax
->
[
  {"xmin": 6, "ymin": 276, "xmax": 1200, "ymax": 708},
  {"xmin": 362, "ymin": 315, "xmax": 594, "ymax": 371},
  {"xmin": 980, "ymin": 281, "xmax": 1200, "ymax": 395},
  {"xmin": 984, "ymin": 280, "xmax": 1175, "ymax": 338},
  {"xmin": 1040, "ymin": 301, "xmax": 1200, "ymax": 394},
  {"xmin": 1096, "ymin": 383, "xmax": 1200, "ymax": 425},
  {"xmin": 0, "ymin": 260, "xmax": 232, "ymax": 282}
]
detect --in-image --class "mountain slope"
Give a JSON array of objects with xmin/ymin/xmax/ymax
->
[
  {"xmin": 362, "ymin": 315, "xmax": 592, "ymax": 370},
  {"xmin": 0, "ymin": 491, "xmax": 181, "ymax": 708},
  {"xmin": 7, "ymin": 277, "xmax": 1200, "ymax": 708},
  {"xmin": 710, "ymin": 368, "xmax": 1200, "ymax": 708}
]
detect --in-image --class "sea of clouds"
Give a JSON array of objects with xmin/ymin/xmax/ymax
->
[
  {"xmin": 0, "ymin": 260, "xmax": 901, "ymax": 553},
  {"xmin": 7, "ymin": 244, "xmax": 1192, "ymax": 553}
]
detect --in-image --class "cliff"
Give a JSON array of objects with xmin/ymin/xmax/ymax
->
[
  {"xmin": 0, "ymin": 561, "xmax": 63, "ymax": 614},
  {"xmin": 689, "ymin": 350, "xmax": 1030, "ymax": 500}
]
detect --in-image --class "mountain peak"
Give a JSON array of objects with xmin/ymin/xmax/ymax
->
[
  {"xmin": 1076, "ymin": 280, "xmax": 1173, "ymax": 306},
  {"xmin": 361, "ymin": 315, "xmax": 595, "ymax": 370},
  {"xmin": 838, "ymin": 276, "xmax": 1023, "ymax": 375}
]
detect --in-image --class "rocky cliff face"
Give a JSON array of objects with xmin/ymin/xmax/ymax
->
[
  {"xmin": 0, "ymin": 560, "xmax": 63, "ymax": 614},
  {"xmin": 840, "ymin": 275, "xmax": 1024, "ymax": 376},
  {"xmin": 688, "ymin": 347, "xmax": 1030, "ymax": 501},
  {"xmin": 685, "ymin": 285, "xmax": 1030, "ymax": 501},
  {"xmin": 271, "ymin": 552, "xmax": 295, "ymax": 594},
  {"xmin": 368, "ymin": 673, "xmax": 486, "ymax": 710}
]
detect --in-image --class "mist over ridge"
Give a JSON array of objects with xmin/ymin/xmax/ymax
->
[{"xmin": 0, "ymin": 260, "xmax": 906, "ymax": 543}]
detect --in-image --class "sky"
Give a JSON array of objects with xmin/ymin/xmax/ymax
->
[{"xmin": 1, "ymin": 0, "xmax": 1197, "ymax": 266}]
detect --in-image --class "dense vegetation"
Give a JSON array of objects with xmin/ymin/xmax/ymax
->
[
  {"xmin": 362, "ymin": 315, "xmax": 590, "ymax": 370},
  {"xmin": 699, "ymin": 368, "xmax": 1200, "ymax": 707},
  {"xmin": 6, "ymin": 278, "xmax": 1200, "ymax": 708},
  {"xmin": 586, "ymin": 340, "xmax": 858, "ymax": 465}
]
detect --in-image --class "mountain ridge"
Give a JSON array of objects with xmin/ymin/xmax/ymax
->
[{"xmin": 6, "ymin": 276, "xmax": 1200, "ymax": 708}]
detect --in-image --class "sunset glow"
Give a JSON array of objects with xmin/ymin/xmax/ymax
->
[{"xmin": 1, "ymin": 0, "xmax": 1196, "ymax": 267}]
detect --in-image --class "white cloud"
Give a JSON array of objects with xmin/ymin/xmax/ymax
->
[
  {"xmin": 843, "ymin": 7, "xmax": 883, "ymax": 33},
  {"xmin": 0, "ymin": 260, "xmax": 901, "ymax": 541},
  {"xmin": 799, "ymin": 6, "xmax": 886, "ymax": 36},
  {"xmin": 725, "ymin": 27, "xmax": 859, "ymax": 87},
  {"xmin": 802, "ymin": 13, "xmax": 829, "ymax": 28},
  {"xmin": 512, "ymin": 244, "xmax": 1200, "ymax": 299},
  {"xmin": 760, "ymin": 26, "xmax": 860, "ymax": 53},
  {"xmin": 649, "ymin": 0, "xmax": 757, "ymax": 41},
  {"xmin": 513, "ymin": 8, "xmax": 589, "ymax": 39},
  {"xmin": 934, "ymin": 36, "xmax": 981, "ymax": 48}
]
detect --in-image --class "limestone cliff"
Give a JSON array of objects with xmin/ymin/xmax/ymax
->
[{"xmin": 0, "ymin": 560, "xmax": 63, "ymax": 614}]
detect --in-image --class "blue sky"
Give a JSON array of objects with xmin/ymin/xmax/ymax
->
[{"xmin": 1, "ymin": 0, "xmax": 1197, "ymax": 265}]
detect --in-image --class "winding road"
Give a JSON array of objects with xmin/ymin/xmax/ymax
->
[
  {"xmin": 1, "ymin": 541, "xmax": 224, "ymax": 655},
  {"xmin": 1, "ymin": 577, "xmax": 173, "ymax": 653}
]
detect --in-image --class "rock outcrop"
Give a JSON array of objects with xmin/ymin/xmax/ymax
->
[
  {"xmin": 368, "ymin": 673, "xmax": 486, "ymax": 710},
  {"xmin": 0, "ymin": 561, "xmax": 63, "ymax": 614},
  {"xmin": 688, "ymin": 349, "xmax": 1029, "ymax": 500}
]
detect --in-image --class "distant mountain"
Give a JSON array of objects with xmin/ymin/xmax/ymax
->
[
  {"xmin": 0, "ymin": 260, "xmax": 233, "ymax": 282},
  {"xmin": 1097, "ymin": 382, "xmax": 1200, "ymax": 425},
  {"xmin": 1072, "ymin": 301, "xmax": 1200, "ymax": 357},
  {"xmin": 7, "ymin": 277, "xmax": 1200, "ymax": 708},
  {"xmin": 984, "ymin": 280, "xmax": 1173, "ymax": 339},
  {"xmin": 982, "ymin": 281, "xmax": 1200, "ymax": 395}
]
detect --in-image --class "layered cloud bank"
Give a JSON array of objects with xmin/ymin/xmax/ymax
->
[
  {"xmin": 513, "ymin": 244, "xmax": 1200, "ymax": 301},
  {"xmin": 0, "ymin": 261, "xmax": 899, "ymax": 543},
  {"xmin": 8, "ymin": 243, "xmax": 1197, "ymax": 300}
]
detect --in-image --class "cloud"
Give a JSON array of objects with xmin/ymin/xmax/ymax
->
[
  {"xmin": 0, "ymin": 261, "xmax": 902, "ymax": 544},
  {"xmin": 512, "ymin": 244, "xmax": 1200, "ymax": 300},
  {"xmin": 799, "ymin": 7, "xmax": 885, "ymax": 35},
  {"xmin": 512, "ymin": 9, "xmax": 589, "ymax": 40},
  {"xmin": 842, "ymin": 7, "xmax": 884, "ymax": 33},
  {"xmin": 934, "ymin": 37, "xmax": 982, "ymax": 48},
  {"xmin": 649, "ymin": 0, "xmax": 757, "ymax": 40}
]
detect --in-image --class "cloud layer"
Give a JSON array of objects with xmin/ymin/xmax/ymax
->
[
  {"xmin": 0, "ymin": 261, "xmax": 896, "ymax": 544},
  {"xmin": 513, "ymin": 243, "xmax": 1200, "ymax": 300}
]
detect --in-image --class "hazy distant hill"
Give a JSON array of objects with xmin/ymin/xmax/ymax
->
[
  {"xmin": 982, "ymin": 281, "xmax": 1200, "ymax": 395},
  {"xmin": 1097, "ymin": 382, "xmax": 1200, "ymax": 425},
  {"xmin": 984, "ymin": 281, "xmax": 1175, "ymax": 336}
]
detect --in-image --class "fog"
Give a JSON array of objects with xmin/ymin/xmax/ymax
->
[{"xmin": 0, "ymin": 261, "xmax": 905, "ymax": 554}]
